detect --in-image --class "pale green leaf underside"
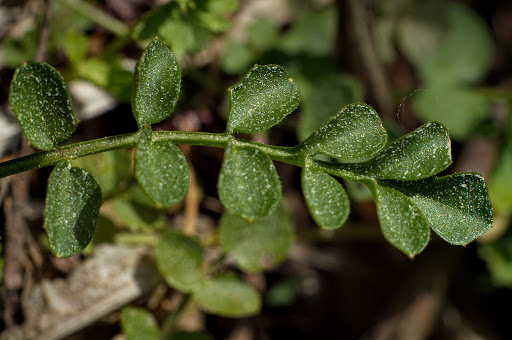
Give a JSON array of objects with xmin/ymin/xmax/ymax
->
[
  {"xmin": 299, "ymin": 103, "xmax": 387, "ymax": 162},
  {"xmin": 132, "ymin": 37, "xmax": 181, "ymax": 127},
  {"xmin": 218, "ymin": 142, "xmax": 281, "ymax": 221},
  {"xmin": 44, "ymin": 162, "xmax": 102, "ymax": 258},
  {"xmin": 156, "ymin": 231, "xmax": 205, "ymax": 293},
  {"xmin": 193, "ymin": 275, "xmax": 261, "ymax": 317},
  {"xmin": 9, "ymin": 62, "xmax": 77, "ymax": 151},
  {"xmin": 226, "ymin": 64, "xmax": 300, "ymax": 133},
  {"xmin": 219, "ymin": 205, "xmax": 293, "ymax": 273},
  {"xmin": 120, "ymin": 307, "xmax": 160, "ymax": 340},
  {"xmin": 135, "ymin": 127, "xmax": 189, "ymax": 208},
  {"xmin": 379, "ymin": 172, "xmax": 493, "ymax": 245},
  {"xmin": 302, "ymin": 165, "xmax": 349, "ymax": 230}
]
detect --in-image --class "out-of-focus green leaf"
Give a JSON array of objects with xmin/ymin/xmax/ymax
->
[
  {"xmin": 218, "ymin": 142, "xmax": 281, "ymax": 221},
  {"xmin": 156, "ymin": 231, "xmax": 205, "ymax": 293},
  {"xmin": 64, "ymin": 30, "xmax": 89, "ymax": 65},
  {"xmin": 9, "ymin": 62, "xmax": 77, "ymax": 151},
  {"xmin": 120, "ymin": 306, "xmax": 160, "ymax": 340},
  {"xmin": 421, "ymin": 3, "xmax": 492, "ymax": 84},
  {"xmin": 489, "ymin": 150, "xmax": 512, "ymax": 215},
  {"xmin": 299, "ymin": 103, "xmax": 387, "ymax": 162},
  {"xmin": 44, "ymin": 162, "xmax": 102, "ymax": 258},
  {"xmin": 193, "ymin": 274, "xmax": 261, "ymax": 317},
  {"xmin": 412, "ymin": 82, "xmax": 489, "ymax": 140},
  {"xmin": 397, "ymin": 16, "xmax": 444, "ymax": 66},
  {"xmin": 132, "ymin": 38, "xmax": 181, "ymax": 127},
  {"xmin": 220, "ymin": 41, "xmax": 254, "ymax": 74},
  {"xmin": 247, "ymin": 18, "xmax": 279, "ymax": 51},
  {"xmin": 302, "ymin": 165, "xmax": 350, "ymax": 230},
  {"xmin": 219, "ymin": 205, "xmax": 293, "ymax": 272},
  {"xmin": 479, "ymin": 232, "xmax": 512, "ymax": 288},
  {"xmin": 72, "ymin": 149, "xmax": 131, "ymax": 197},
  {"xmin": 280, "ymin": 7, "xmax": 336, "ymax": 56},
  {"xmin": 135, "ymin": 128, "xmax": 189, "ymax": 208},
  {"xmin": 110, "ymin": 197, "xmax": 165, "ymax": 231},
  {"xmin": 226, "ymin": 65, "xmax": 300, "ymax": 134},
  {"xmin": 168, "ymin": 331, "xmax": 213, "ymax": 340},
  {"xmin": 297, "ymin": 74, "xmax": 363, "ymax": 141}
]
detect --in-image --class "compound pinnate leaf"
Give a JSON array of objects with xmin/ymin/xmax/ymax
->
[
  {"xmin": 379, "ymin": 172, "xmax": 493, "ymax": 245},
  {"xmin": 193, "ymin": 274, "xmax": 261, "ymax": 317},
  {"xmin": 44, "ymin": 162, "xmax": 102, "ymax": 258},
  {"xmin": 226, "ymin": 65, "xmax": 300, "ymax": 134},
  {"xmin": 299, "ymin": 103, "xmax": 387, "ymax": 162},
  {"xmin": 132, "ymin": 37, "xmax": 181, "ymax": 127},
  {"xmin": 346, "ymin": 121, "xmax": 452, "ymax": 180},
  {"xmin": 135, "ymin": 127, "xmax": 189, "ymax": 208},
  {"xmin": 373, "ymin": 184, "xmax": 430, "ymax": 257},
  {"xmin": 120, "ymin": 306, "xmax": 160, "ymax": 340},
  {"xmin": 219, "ymin": 205, "xmax": 293, "ymax": 273},
  {"xmin": 156, "ymin": 231, "xmax": 205, "ymax": 293},
  {"xmin": 302, "ymin": 165, "xmax": 349, "ymax": 230},
  {"xmin": 9, "ymin": 62, "xmax": 77, "ymax": 151},
  {"xmin": 218, "ymin": 142, "xmax": 281, "ymax": 221}
]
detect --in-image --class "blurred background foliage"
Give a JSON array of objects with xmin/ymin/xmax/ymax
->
[{"xmin": 1, "ymin": 0, "xmax": 512, "ymax": 339}]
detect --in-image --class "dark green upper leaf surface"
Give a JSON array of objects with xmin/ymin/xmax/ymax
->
[
  {"xmin": 44, "ymin": 162, "xmax": 102, "ymax": 258},
  {"xmin": 299, "ymin": 103, "xmax": 387, "ymax": 162},
  {"xmin": 132, "ymin": 37, "xmax": 181, "ymax": 127},
  {"xmin": 226, "ymin": 65, "xmax": 300, "ymax": 134},
  {"xmin": 219, "ymin": 205, "xmax": 293, "ymax": 273},
  {"xmin": 373, "ymin": 183, "xmax": 430, "ymax": 257},
  {"xmin": 9, "ymin": 62, "xmax": 77, "ymax": 151},
  {"xmin": 302, "ymin": 165, "xmax": 350, "ymax": 230},
  {"xmin": 193, "ymin": 274, "xmax": 261, "ymax": 317},
  {"xmin": 156, "ymin": 231, "xmax": 205, "ymax": 293},
  {"xmin": 379, "ymin": 172, "xmax": 493, "ymax": 245},
  {"xmin": 135, "ymin": 127, "xmax": 189, "ymax": 208},
  {"xmin": 120, "ymin": 306, "xmax": 160, "ymax": 340},
  {"xmin": 342, "ymin": 121, "xmax": 452, "ymax": 180},
  {"xmin": 218, "ymin": 142, "xmax": 281, "ymax": 221}
]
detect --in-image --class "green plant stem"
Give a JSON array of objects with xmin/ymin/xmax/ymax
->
[
  {"xmin": 159, "ymin": 294, "xmax": 191, "ymax": 339},
  {"xmin": 0, "ymin": 131, "xmax": 304, "ymax": 178}
]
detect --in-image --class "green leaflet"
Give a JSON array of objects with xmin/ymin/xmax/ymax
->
[
  {"xmin": 9, "ymin": 62, "xmax": 77, "ymax": 151},
  {"xmin": 299, "ymin": 103, "xmax": 387, "ymax": 162},
  {"xmin": 219, "ymin": 205, "xmax": 293, "ymax": 273},
  {"xmin": 301, "ymin": 164, "xmax": 350, "ymax": 230},
  {"xmin": 379, "ymin": 172, "xmax": 493, "ymax": 245},
  {"xmin": 341, "ymin": 121, "xmax": 452, "ymax": 180},
  {"xmin": 226, "ymin": 65, "xmax": 300, "ymax": 134},
  {"xmin": 218, "ymin": 142, "xmax": 281, "ymax": 221},
  {"xmin": 132, "ymin": 37, "xmax": 181, "ymax": 127},
  {"xmin": 156, "ymin": 231, "xmax": 205, "ymax": 293},
  {"xmin": 135, "ymin": 127, "xmax": 189, "ymax": 208},
  {"xmin": 193, "ymin": 274, "xmax": 261, "ymax": 317},
  {"xmin": 44, "ymin": 162, "xmax": 102, "ymax": 258},
  {"xmin": 372, "ymin": 183, "xmax": 431, "ymax": 257},
  {"xmin": 120, "ymin": 306, "xmax": 160, "ymax": 340}
]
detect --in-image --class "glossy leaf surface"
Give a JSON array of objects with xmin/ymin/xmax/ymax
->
[
  {"xmin": 156, "ymin": 231, "xmax": 205, "ymax": 293},
  {"xmin": 226, "ymin": 65, "xmax": 300, "ymax": 133},
  {"xmin": 44, "ymin": 162, "xmax": 102, "ymax": 258},
  {"xmin": 218, "ymin": 142, "xmax": 281, "ymax": 220},
  {"xmin": 120, "ymin": 306, "xmax": 160, "ymax": 340},
  {"xmin": 9, "ymin": 62, "xmax": 77, "ymax": 150},
  {"xmin": 193, "ymin": 275, "xmax": 261, "ymax": 317},
  {"xmin": 302, "ymin": 165, "xmax": 349, "ymax": 230},
  {"xmin": 135, "ymin": 127, "xmax": 189, "ymax": 208},
  {"xmin": 379, "ymin": 172, "xmax": 493, "ymax": 245},
  {"xmin": 219, "ymin": 205, "xmax": 293, "ymax": 272},
  {"xmin": 132, "ymin": 37, "xmax": 181, "ymax": 127},
  {"xmin": 299, "ymin": 103, "xmax": 387, "ymax": 162}
]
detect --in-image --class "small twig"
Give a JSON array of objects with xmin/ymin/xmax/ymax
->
[{"xmin": 33, "ymin": 0, "xmax": 52, "ymax": 62}]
